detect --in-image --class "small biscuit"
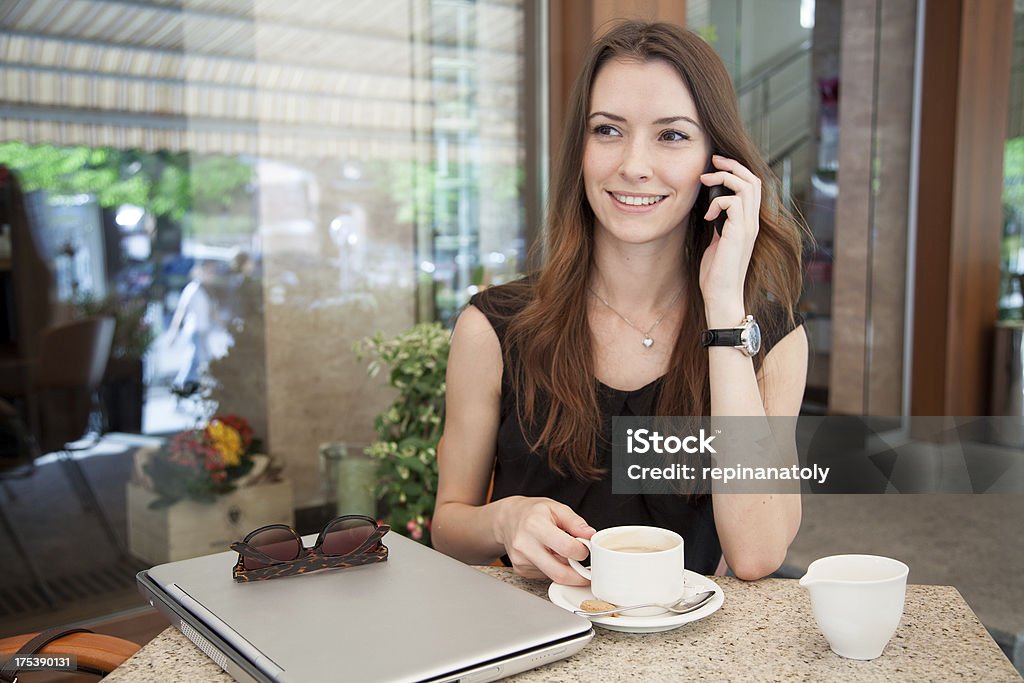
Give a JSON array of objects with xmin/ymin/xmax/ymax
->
[{"xmin": 580, "ymin": 599, "xmax": 619, "ymax": 616}]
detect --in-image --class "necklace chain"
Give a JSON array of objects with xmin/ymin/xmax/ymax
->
[{"xmin": 589, "ymin": 286, "xmax": 683, "ymax": 349}]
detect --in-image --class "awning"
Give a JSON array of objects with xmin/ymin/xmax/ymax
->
[{"xmin": 0, "ymin": 0, "xmax": 523, "ymax": 161}]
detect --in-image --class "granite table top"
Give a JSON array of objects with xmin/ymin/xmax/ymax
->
[{"xmin": 105, "ymin": 566, "xmax": 1021, "ymax": 682}]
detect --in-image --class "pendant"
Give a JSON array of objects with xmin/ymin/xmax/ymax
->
[{"xmin": 642, "ymin": 336, "xmax": 654, "ymax": 348}]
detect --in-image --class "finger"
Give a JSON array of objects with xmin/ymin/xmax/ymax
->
[
  {"xmin": 509, "ymin": 544, "xmax": 591, "ymax": 586},
  {"xmin": 510, "ymin": 562, "xmax": 548, "ymax": 580},
  {"xmin": 704, "ymin": 195, "xmax": 739, "ymax": 222},
  {"xmin": 700, "ymin": 171, "xmax": 754, "ymax": 198},
  {"xmin": 546, "ymin": 507, "xmax": 596, "ymax": 561},
  {"xmin": 552, "ymin": 535, "xmax": 591, "ymax": 562},
  {"xmin": 549, "ymin": 503, "xmax": 595, "ymax": 537},
  {"xmin": 532, "ymin": 550, "xmax": 592, "ymax": 586},
  {"xmin": 709, "ymin": 154, "xmax": 761, "ymax": 186},
  {"xmin": 516, "ymin": 562, "xmax": 590, "ymax": 586}
]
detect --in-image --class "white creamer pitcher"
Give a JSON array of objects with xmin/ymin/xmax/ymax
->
[{"xmin": 799, "ymin": 554, "xmax": 909, "ymax": 660}]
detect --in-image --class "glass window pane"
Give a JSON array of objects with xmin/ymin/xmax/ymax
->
[{"xmin": 0, "ymin": 0, "xmax": 528, "ymax": 610}]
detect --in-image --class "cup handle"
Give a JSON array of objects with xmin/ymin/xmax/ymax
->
[{"xmin": 566, "ymin": 538, "xmax": 593, "ymax": 581}]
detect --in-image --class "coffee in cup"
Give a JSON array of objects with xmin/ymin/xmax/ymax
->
[
  {"xmin": 567, "ymin": 525, "xmax": 684, "ymax": 616},
  {"xmin": 600, "ymin": 540, "xmax": 676, "ymax": 553}
]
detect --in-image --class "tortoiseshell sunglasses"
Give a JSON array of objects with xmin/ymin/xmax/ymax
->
[{"xmin": 231, "ymin": 515, "xmax": 390, "ymax": 582}]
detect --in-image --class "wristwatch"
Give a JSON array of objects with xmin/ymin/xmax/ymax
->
[{"xmin": 701, "ymin": 314, "xmax": 761, "ymax": 357}]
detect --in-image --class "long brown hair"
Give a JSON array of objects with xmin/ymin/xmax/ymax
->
[{"xmin": 505, "ymin": 21, "xmax": 805, "ymax": 480}]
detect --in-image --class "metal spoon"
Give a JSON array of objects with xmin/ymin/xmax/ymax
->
[{"xmin": 573, "ymin": 589, "xmax": 717, "ymax": 617}]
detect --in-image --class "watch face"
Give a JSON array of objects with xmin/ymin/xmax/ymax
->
[{"xmin": 745, "ymin": 321, "xmax": 762, "ymax": 355}]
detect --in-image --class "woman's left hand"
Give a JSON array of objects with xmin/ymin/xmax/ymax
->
[{"xmin": 697, "ymin": 154, "xmax": 761, "ymax": 325}]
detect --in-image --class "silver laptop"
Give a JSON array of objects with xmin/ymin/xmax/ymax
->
[{"xmin": 137, "ymin": 531, "xmax": 593, "ymax": 682}]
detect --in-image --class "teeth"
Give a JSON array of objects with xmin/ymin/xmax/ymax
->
[{"xmin": 612, "ymin": 193, "xmax": 666, "ymax": 206}]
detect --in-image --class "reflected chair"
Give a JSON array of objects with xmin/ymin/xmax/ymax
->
[
  {"xmin": 0, "ymin": 397, "xmax": 57, "ymax": 606},
  {"xmin": 32, "ymin": 316, "xmax": 115, "ymax": 453},
  {"xmin": 1, "ymin": 317, "xmax": 132, "ymax": 611},
  {"xmin": 29, "ymin": 316, "xmax": 127, "ymax": 560}
]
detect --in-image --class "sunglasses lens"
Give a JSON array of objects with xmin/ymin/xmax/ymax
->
[
  {"xmin": 322, "ymin": 517, "xmax": 377, "ymax": 556},
  {"xmin": 244, "ymin": 527, "xmax": 301, "ymax": 569}
]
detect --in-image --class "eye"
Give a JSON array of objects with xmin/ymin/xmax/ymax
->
[
  {"xmin": 592, "ymin": 124, "xmax": 621, "ymax": 137},
  {"xmin": 659, "ymin": 130, "xmax": 690, "ymax": 142}
]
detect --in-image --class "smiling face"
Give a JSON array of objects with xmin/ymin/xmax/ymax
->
[{"xmin": 583, "ymin": 57, "xmax": 710, "ymax": 248}]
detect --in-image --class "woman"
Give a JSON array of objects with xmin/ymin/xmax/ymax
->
[{"xmin": 432, "ymin": 21, "xmax": 807, "ymax": 584}]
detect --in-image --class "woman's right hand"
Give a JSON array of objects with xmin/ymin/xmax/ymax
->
[{"xmin": 493, "ymin": 496, "xmax": 596, "ymax": 585}]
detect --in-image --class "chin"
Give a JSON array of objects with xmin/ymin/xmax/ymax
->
[{"xmin": 597, "ymin": 221, "xmax": 682, "ymax": 246}]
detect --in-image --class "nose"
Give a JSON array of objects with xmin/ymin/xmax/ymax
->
[{"xmin": 618, "ymin": 138, "xmax": 651, "ymax": 182}]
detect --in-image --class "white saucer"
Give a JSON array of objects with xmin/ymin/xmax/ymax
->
[{"xmin": 547, "ymin": 570, "xmax": 724, "ymax": 633}]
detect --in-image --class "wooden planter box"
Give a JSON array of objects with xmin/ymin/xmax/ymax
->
[{"xmin": 126, "ymin": 479, "xmax": 294, "ymax": 565}]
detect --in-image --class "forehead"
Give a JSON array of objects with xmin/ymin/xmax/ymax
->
[{"xmin": 589, "ymin": 57, "xmax": 698, "ymax": 118}]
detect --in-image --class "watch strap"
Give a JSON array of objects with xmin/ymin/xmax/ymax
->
[{"xmin": 701, "ymin": 328, "xmax": 744, "ymax": 348}]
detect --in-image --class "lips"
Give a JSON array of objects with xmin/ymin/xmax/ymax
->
[{"xmin": 609, "ymin": 192, "xmax": 667, "ymax": 207}]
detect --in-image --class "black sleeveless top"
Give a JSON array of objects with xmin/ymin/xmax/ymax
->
[{"xmin": 468, "ymin": 279, "xmax": 802, "ymax": 574}]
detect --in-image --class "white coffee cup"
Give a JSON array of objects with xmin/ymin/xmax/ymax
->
[
  {"xmin": 567, "ymin": 525, "xmax": 684, "ymax": 616},
  {"xmin": 799, "ymin": 554, "xmax": 909, "ymax": 660}
]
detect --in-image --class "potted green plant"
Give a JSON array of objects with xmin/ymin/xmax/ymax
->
[{"xmin": 356, "ymin": 322, "xmax": 448, "ymax": 545}]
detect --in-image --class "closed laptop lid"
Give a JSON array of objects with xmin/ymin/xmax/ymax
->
[{"xmin": 141, "ymin": 531, "xmax": 592, "ymax": 682}]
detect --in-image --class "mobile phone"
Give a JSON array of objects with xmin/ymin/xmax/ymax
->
[{"xmin": 699, "ymin": 155, "xmax": 734, "ymax": 236}]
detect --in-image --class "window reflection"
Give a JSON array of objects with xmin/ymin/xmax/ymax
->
[
  {"xmin": 0, "ymin": 0, "xmax": 526, "ymax": 636},
  {"xmin": 999, "ymin": 8, "xmax": 1024, "ymax": 321},
  {"xmin": 0, "ymin": 0, "xmax": 527, "ymax": 435}
]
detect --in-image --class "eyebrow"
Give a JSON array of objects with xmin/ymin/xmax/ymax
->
[{"xmin": 588, "ymin": 111, "xmax": 701, "ymax": 128}]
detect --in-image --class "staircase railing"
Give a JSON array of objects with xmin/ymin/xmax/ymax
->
[
  {"xmin": 737, "ymin": 39, "xmax": 812, "ymax": 155},
  {"xmin": 769, "ymin": 133, "xmax": 812, "ymax": 210},
  {"xmin": 735, "ymin": 39, "xmax": 815, "ymax": 207}
]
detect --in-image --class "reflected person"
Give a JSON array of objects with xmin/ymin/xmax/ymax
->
[{"xmin": 167, "ymin": 260, "xmax": 218, "ymax": 392}]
